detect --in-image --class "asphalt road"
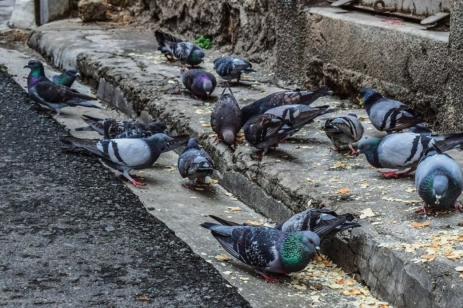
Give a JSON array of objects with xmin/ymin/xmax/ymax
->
[{"xmin": 0, "ymin": 72, "xmax": 250, "ymax": 307}]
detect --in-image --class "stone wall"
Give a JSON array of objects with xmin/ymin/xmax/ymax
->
[{"xmin": 140, "ymin": 0, "xmax": 277, "ymax": 64}]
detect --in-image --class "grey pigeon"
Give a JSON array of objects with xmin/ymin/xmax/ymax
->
[
  {"xmin": 241, "ymin": 87, "xmax": 332, "ymax": 125},
  {"xmin": 213, "ymin": 56, "xmax": 255, "ymax": 84},
  {"xmin": 210, "ymin": 208, "xmax": 360, "ymax": 240},
  {"xmin": 210, "ymin": 91, "xmax": 242, "ymax": 147},
  {"xmin": 61, "ymin": 133, "xmax": 188, "ymax": 186},
  {"xmin": 180, "ymin": 68, "xmax": 217, "ymax": 99},
  {"xmin": 265, "ymin": 104, "xmax": 333, "ymax": 137},
  {"xmin": 358, "ymin": 88, "xmax": 424, "ymax": 133},
  {"xmin": 323, "ymin": 114, "xmax": 364, "ymax": 154},
  {"xmin": 201, "ymin": 223, "xmax": 320, "ymax": 282},
  {"xmin": 52, "ymin": 68, "xmax": 79, "ymax": 88},
  {"xmin": 75, "ymin": 115, "xmax": 167, "ymax": 139},
  {"xmin": 243, "ymin": 113, "xmax": 298, "ymax": 157},
  {"xmin": 154, "ymin": 30, "xmax": 205, "ymax": 66},
  {"xmin": 357, "ymin": 132, "xmax": 463, "ymax": 178},
  {"xmin": 25, "ymin": 60, "xmax": 100, "ymax": 119},
  {"xmin": 415, "ymin": 147, "xmax": 463, "ymax": 213},
  {"xmin": 178, "ymin": 138, "xmax": 214, "ymax": 188}
]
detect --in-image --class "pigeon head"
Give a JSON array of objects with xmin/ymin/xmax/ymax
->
[
  {"xmin": 222, "ymin": 129, "xmax": 236, "ymax": 146},
  {"xmin": 301, "ymin": 231, "xmax": 321, "ymax": 252},
  {"xmin": 190, "ymin": 49, "xmax": 205, "ymax": 65},
  {"xmin": 187, "ymin": 137, "xmax": 200, "ymax": 149},
  {"xmin": 433, "ymin": 175, "xmax": 449, "ymax": 205},
  {"xmin": 65, "ymin": 68, "xmax": 79, "ymax": 77},
  {"xmin": 148, "ymin": 121, "xmax": 167, "ymax": 133},
  {"xmin": 202, "ymin": 77, "xmax": 214, "ymax": 98},
  {"xmin": 24, "ymin": 60, "xmax": 45, "ymax": 76},
  {"xmin": 357, "ymin": 88, "xmax": 382, "ymax": 108},
  {"xmin": 145, "ymin": 133, "xmax": 171, "ymax": 152},
  {"xmin": 357, "ymin": 138, "xmax": 381, "ymax": 158}
]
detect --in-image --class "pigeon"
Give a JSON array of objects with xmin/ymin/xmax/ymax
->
[
  {"xmin": 154, "ymin": 30, "xmax": 205, "ymax": 66},
  {"xmin": 25, "ymin": 60, "xmax": 100, "ymax": 119},
  {"xmin": 357, "ymin": 132, "xmax": 463, "ymax": 178},
  {"xmin": 201, "ymin": 223, "xmax": 320, "ymax": 282},
  {"xmin": 180, "ymin": 68, "xmax": 217, "ymax": 99},
  {"xmin": 52, "ymin": 68, "xmax": 79, "ymax": 88},
  {"xmin": 209, "ymin": 208, "xmax": 360, "ymax": 240},
  {"xmin": 357, "ymin": 88, "xmax": 424, "ymax": 133},
  {"xmin": 243, "ymin": 113, "xmax": 298, "ymax": 157},
  {"xmin": 265, "ymin": 104, "xmax": 333, "ymax": 137},
  {"xmin": 415, "ymin": 147, "xmax": 463, "ymax": 213},
  {"xmin": 213, "ymin": 56, "xmax": 255, "ymax": 84},
  {"xmin": 210, "ymin": 91, "xmax": 242, "ymax": 147},
  {"xmin": 323, "ymin": 114, "xmax": 364, "ymax": 154},
  {"xmin": 61, "ymin": 133, "xmax": 189, "ymax": 186},
  {"xmin": 75, "ymin": 115, "xmax": 167, "ymax": 139},
  {"xmin": 241, "ymin": 87, "xmax": 332, "ymax": 125},
  {"xmin": 178, "ymin": 138, "xmax": 214, "ymax": 188}
]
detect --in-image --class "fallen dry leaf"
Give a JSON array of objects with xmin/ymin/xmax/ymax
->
[
  {"xmin": 337, "ymin": 188, "xmax": 351, "ymax": 194},
  {"xmin": 359, "ymin": 208, "xmax": 376, "ymax": 219},
  {"xmin": 411, "ymin": 221, "xmax": 430, "ymax": 228},
  {"xmin": 420, "ymin": 254, "xmax": 436, "ymax": 261},
  {"xmin": 328, "ymin": 284, "xmax": 344, "ymax": 289},
  {"xmin": 446, "ymin": 250, "xmax": 463, "ymax": 260},
  {"xmin": 246, "ymin": 220, "xmax": 264, "ymax": 226},
  {"xmin": 201, "ymin": 124, "xmax": 211, "ymax": 128},
  {"xmin": 215, "ymin": 254, "xmax": 231, "ymax": 262},
  {"xmin": 342, "ymin": 289, "xmax": 362, "ymax": 296},
  {"xmin": 455, "ymin": 266, "xmax": 463, "ymax": 272},
  {"xmin": 227, "ymin": 206, "xmax": 241, "ymax": 212},
  {"xmin": 136, "ymin": 295, "xmax": 151, "ymax": 301},
  {"xmin": 293, "ymin": 284, "xmax": 307, "ymax": 290}
]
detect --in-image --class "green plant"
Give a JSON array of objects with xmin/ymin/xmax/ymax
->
[
  {"xmin": 0, "ymin": 64, "xmax": 8, "ymax": 74},
  {"xmin": 196, "ymin": 35, "xmax": 212, "ymax": 49}
]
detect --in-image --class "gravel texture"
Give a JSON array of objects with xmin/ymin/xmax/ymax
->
[{"xmin": 0, "ymin": 71, "xmax": 250, "ymax": 307}]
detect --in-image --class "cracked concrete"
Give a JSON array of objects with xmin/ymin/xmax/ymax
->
[{"xmin": 23, "ymin": 19, "xmax": 463, "ymax": 308}]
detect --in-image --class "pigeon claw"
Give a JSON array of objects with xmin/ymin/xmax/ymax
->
[
  {"xmin": 455, "ymin": 202, "xmax": 463, "ymax": 212},
  {"xmin": 379, "ymin": 170, "xmax": 413, "ymax": 178},
  {"xmin": 415, "ymin": 205, "xmax": 430, "ymax": 214},
  {"xmin": 260, "ymin": 273, "xmax": 278, "ymax": 283},
  {"xmin": 130, "ymin": 179, "xmax": 146, "ymax": 187}
]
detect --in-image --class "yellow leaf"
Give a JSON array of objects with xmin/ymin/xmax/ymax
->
[
  {"xmin": 201, "ymin": 124, "xmax": 211, "ymax": 128},
  {"xmin": 227, "ymin": 207, "xmax": 241, "ymax": 212},
  {"xmin": 215, "ymin": 254, "xmax": 231, "ymax": 262},
  {"xmin": 136, "ymin": 295, "xmax": 151, "ymax": 301},
  {"xmin": 337, "ymin": 188, "xmax": 351, "ymax": 194},
  {"xmin": 411, "ymin": 221, "xmax": 430, "ymax": 228},
  {"xmin": 342, "ymin": 289, "xmax": 362, "ymax": 296},
  {"xmin": 246, "ymin": 220, "xmax": 264, "ymax": 226}
]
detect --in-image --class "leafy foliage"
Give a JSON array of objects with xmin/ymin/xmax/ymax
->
[{"xmin": 196, "ymin": 35, "xmax": 212, "ymax": 49}]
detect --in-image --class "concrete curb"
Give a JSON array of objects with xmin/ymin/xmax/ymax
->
[{"xmin": 28, "ymin": 26, "xmax": 463, "ymax": 308}]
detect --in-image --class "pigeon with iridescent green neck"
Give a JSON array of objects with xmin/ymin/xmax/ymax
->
[
  {"xmin": 52, "ymin": 68, "xmax": 79, "ymax": 88},
  {"xmin": 154, "ymin": 30, "xmax": 204, "ymax": 66},
  {"xmin": 201, "ymin": 222, "xmax": 320, "ymax": 282},
  {"xmin": 180, "ymin": 68, "xmax": 216, "ymax": 99},
  {"xmin": 25, "ymin": 60, "xmax": 100, "ymax": 119},
  {"xmin": 415, "ymin": 147, "xmax": 463, "ymax": 213}
]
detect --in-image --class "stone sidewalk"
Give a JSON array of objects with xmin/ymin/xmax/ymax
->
[{"xmin": 26, "ymin": 19, "xmax": 463, "ymax": 308}]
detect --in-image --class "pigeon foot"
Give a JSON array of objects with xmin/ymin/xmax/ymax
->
[
  {"xmin": 130, "ymin": 179, "xmax": 146, "ymax": 187},
  {"xmin": 348, "ymin": 143, "xmax": 357, "ymax": 155},
  {"xmin": 455, "ymin": 202, "xmax": 463, "ymax": 212},
  {"xmin": 379, "ymin": 170, "xmax": 413, "ymax": 178},
  {"xmin": 416, "ymin": 204, "xmax": 430, "ymax": 214},
  {"xmin": 260, "ymin": 273, "xmax": 278, "ymax": 283}
]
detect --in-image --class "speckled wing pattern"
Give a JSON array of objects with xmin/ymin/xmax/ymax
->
[
  {"xmin": 213, "ymin": 57, "xmax": 252, "ymax": 79},
  {"xmin": 178, "ymin": 148, "xmax": 214, "ymax": 179},
  {"xmin": 35, "ymin": 80, "xmax": 95, "ymax": 105},
  {"xmin": 244, "ymin": 114, "xmax": 287, "ymax": 145}
]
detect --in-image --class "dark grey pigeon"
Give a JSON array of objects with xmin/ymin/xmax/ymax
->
[
  {"xmin": 178, "ymin": 138, "xmax": 214, "ymax": 188},
  {"xmin": 180, "ymin": 68, "xmax": 217, "ymax": 99},
  {"xmin": 210, "ymin": 208, "xmax": 360, "ymax": 240},
  {"xmin": 61, "ymin": 133, "xmax": 188, "ymax": 186},
  {"xmin": 154, "ymin": 30, "xmax": 204, "ymax": 66},
  {"xmin": 52, "ymin": 67, "xmax": 79, "ymax": 88},
  {"xmin": 415, "ymin": 147, "xmax": 463, "ymax": 213},
  {"xmin": 25, "ymin": 60, "xmax": 100, "ymax": 119},
  {"xmin": 323, "ymin": 114, "xmax": 364, "ymax": 154},
  {"xmin": 357, "ymin": 132, "xmax": 463, "ymax": 178},
  {"xmin": 213, "ymin": 56, "xmax": 255, "ymax": 84},
  {"xmin": 241, "ymin": 87, "xmax": 332, "ymax": 125},
  {"xmin": 75, "ymin": 115, "xmax": 167, "ymax": 139},
  {"xmin": 358, "ymin": 88, "xmax": 424, "ymax": 133},
  {"xmin": 201, "ymin": 223, "xmax": 320, "ymax": 282},
  {"xmin": 243, "ymin": 113, "xmax": 298, "ymax": 157},
  {"xmin": 210, "ymin": 91, "xmax": 242, "ymax": 147},
  {"xmin": 265, "ymin": 104, "xmax": 333, "ymax": 137}
]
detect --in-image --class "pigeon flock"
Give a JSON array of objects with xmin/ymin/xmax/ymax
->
[{"xmin": 21, "ymin": 29, "xmax": 463, "ymax": 282}]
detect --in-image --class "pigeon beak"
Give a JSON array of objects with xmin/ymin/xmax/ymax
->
[
  {"xmin": 76, "ymin": 73, "xmax": 81, "ymax": 77},
  {"xmin": 435, "ymin": 195, "xmax": 441, "ymax": 205},
  {"xmin": 24, "ymin": 65, "xmax": 29, "ymax": 68},
  {"xmin": 315, "ymin": 246, "xmax": 321, "ymax": 255}
]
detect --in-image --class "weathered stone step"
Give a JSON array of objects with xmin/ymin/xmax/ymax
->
[{"xmin": 27, "ymin": 20, "xmax": 463, "ymax": 308}]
